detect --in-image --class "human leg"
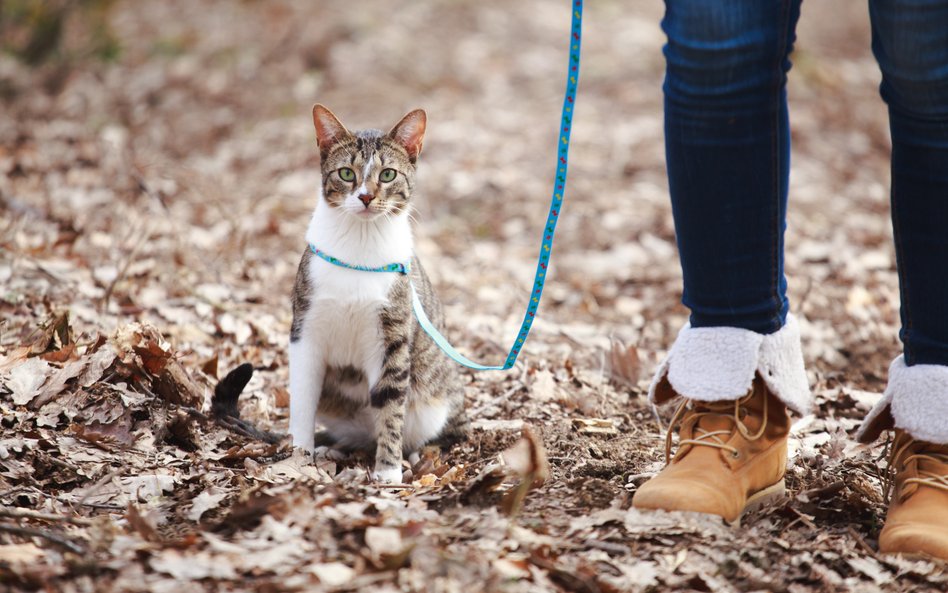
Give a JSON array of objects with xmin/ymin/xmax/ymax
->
[
  {"xmin": 857, "ymin": 0, "xmax": 948, "ymax": 559},
  {"xmin": 663, "ymin": 0, "xmax": 801, "ymax": 333},
  {"xmin": 634, "ymin": 0, "xmax": 810, "ymax": 523}
]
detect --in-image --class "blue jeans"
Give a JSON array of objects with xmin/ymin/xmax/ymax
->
[{"xmin": 664, "ymin": 0, "xmax": 948, "ymax": 366}]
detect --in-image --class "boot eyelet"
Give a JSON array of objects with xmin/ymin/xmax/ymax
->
[{"xmin": 731, "ymin": 450, "xmax": 741, "ymax": 459}]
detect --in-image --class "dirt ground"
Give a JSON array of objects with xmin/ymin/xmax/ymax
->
[{"xmin": 1, "ymin": 1, "xmax": 946, "ymax": 591}]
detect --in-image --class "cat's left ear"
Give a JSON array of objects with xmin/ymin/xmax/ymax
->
[{"xmin": 388, "ymin": 109, "xmax": 426, "ymax": 164}]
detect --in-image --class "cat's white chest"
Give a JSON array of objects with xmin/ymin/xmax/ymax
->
[{"xmin": 307, "ymin": 258, "xmax": 393, "ymax": 369}]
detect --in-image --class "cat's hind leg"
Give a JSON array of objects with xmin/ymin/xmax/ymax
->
[{"xmin": 313, "ymin": 429, "xmax": 349, "ymax": 461}]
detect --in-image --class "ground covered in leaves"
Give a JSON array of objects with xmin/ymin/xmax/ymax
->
[{"xmin": 1, "ymin": 1, "xmax": 946, "ymax": 591}]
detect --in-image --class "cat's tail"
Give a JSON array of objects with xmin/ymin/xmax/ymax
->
[{"xmin": 212, "ymin": 363, "xmax": 285, "ymax": 445}]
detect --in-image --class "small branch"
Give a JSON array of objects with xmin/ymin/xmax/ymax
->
[
  {"xmin": 40, "ymin": 452, "xmax": 82, "ymax": 473},
  {"xmin": 796, "ymin": 480, "xmax": 846, "ymax": 502},
  {"xmin": 0, "ymin": 523, "xmax": 84, "ymax": 554},
  {"xmin": 583, "ymin": 538, "xmax": 629, "ymax": 556},
  {"xmin": 100, "ymin": 221, "xmax": 153, "ymax": 312},
  {"xmin": 0, "ymin": 507, "xmax": 93, "ymax": 526},
  {"xmin": 847, "ymin": 526, "xmax": 878, "ymax": 558}
]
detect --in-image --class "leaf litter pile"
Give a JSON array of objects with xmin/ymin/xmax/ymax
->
[{"xmin": 1, "ymin": 1, "xmax": 946, "ymax": 591}]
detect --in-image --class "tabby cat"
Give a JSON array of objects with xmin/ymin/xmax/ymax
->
[{"xmin": 288, "ymin": 105, "xmax": 467, "ymax": 483}]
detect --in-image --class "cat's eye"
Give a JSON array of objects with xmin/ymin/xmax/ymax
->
[
  {"xmin": 338, "ymin": 168, "xmax": 356, "ymax": 182},
  {"xmin": 379, "ymin": 168, "xmax": 397, "ymax": 183}
]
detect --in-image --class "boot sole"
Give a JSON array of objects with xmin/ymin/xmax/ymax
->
[{"xmin": 729, "ymin": 479, "xmax": 786, "ymax": 527}]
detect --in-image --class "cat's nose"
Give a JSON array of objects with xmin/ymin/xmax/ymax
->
[{"xmin": 358, "ymin": 194, "xmax": 375, "ymax": 207}]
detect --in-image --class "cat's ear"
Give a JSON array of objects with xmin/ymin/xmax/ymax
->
[
  {"xmin": 388, "ymin": 109, "xmax": 426, "ymax": 163},
  {"xmin": 312, "ymin": 104, "xmax": 350, "ymax": 159}
]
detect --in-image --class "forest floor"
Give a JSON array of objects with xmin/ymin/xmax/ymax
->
[{"xmin": 1, "ymin": 1, "xmax": 946, "ymax": 591}]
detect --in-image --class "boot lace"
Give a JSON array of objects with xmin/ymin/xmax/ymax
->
[
  {"xmin": 884, "ymin": 437, "xmax": 948, "ymax": 502},
  {"xmin": 664, "ymin": 389, "xmax": 768, "ymax": 464}
]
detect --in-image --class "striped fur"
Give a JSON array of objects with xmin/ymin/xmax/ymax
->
[{"xmin": 289, "ymin": 105, "xmax": 466, "ymax": 483}]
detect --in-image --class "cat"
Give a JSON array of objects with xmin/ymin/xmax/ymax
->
[{"xmin": 286, "ymin": 104, "xmax": 467, "ymax": 483}]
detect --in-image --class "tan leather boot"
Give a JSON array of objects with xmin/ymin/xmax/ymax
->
[
  {"xmin": 633, "ymin": 377, "xmax": 790, "ymax": 524},
  {"xmin": 878, "ymin": 429, "xmax": 948, "ymax": 560}
]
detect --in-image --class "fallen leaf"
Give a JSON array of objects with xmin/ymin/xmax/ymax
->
[
  {"xmin": 120, "ymin": 474, "xmax": 176, "ymax": 501},
  {"xmin": 500, "ymin": 427, "xmax": 550, "ymax": 487},
  {"xmin": 78, "ymin": 344, "xmax": 117, "ymax": 388},
  {"xmin": 28, "ymin": 311, "xmax": 72, "ymax": 355},
  {"xmin": 188, "ymin": 488, "xmax": 229, "ymax": 522},
  {"xmin": 201, "ymin": 354, "xmax": 218, "ymax": 378},
  {"xmin": 31, "ymin": 357, "xmax": 89, "ymax": 409},
  {"xmin": 530, "ymin": 369, "xmax": 557, "ymax": 401},
  {"xmin": 499, "ymin": 427, "xmax": 550, "ymax": 516},
  {"xmin": 126, "ymin": 503, "xmax": 161, "ymax": 542},
  {"xmin": 609, "ymin": 339, "xmax": 641, "ymax": 388},
  {"xmin": 309, "ymin": 562, "xmax": 356, "ymax": 586},
  {"xmin": 0, "ymin": 543, "xmax": 46, "ymax": 564},
  {"xmin": 273, "ymin": 385, "xmax": 290, "ymax": 408},
  {"xmin": 572, "ymin": 417, "xmax": 618, "ymax": 436},
  {"xmin": 150, "ymin": 549, "xmax": 237, "ymax": 580},
  {"xmin": 7, "ymin": 358, "xmax": 52, "ymax": 405},
  {"xmin": 364, "ymin": 526, "xmax": 412, "ymax": 569},
  {"xmin": 470, "ymin": 418, "xmax": 525, "ymax": 432}
]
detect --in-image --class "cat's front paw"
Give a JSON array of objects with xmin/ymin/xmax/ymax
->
[{"xmin": 372, "ymin": 465, "xmax": 404, "ymax": 484}]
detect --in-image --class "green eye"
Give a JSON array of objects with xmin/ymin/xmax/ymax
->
[
  {"xmin": 379, "ymin": 168, "xmax": 397, "ymax": 183},
  {"xmin": 338, "ymin": 168, "xmax": 355, "ymax": 182}
]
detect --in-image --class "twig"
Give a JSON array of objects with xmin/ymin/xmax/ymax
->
[
  {"xmin": 847, "ymin": 526, "xmax": 878, "ymax": 558},
  {"xmin": 41, "ymin": 452, "xmax": 82, "ymax": 473},
  {"xmin": 796, "ymin": 480, "xmax": 846, "ymax": 502},
  {"xmin": 0, "ymin": 523, "xmax": 84, "ymax": 554},
  {"xmin": 100, "ymin": 221, "xmax": 153, "ymax": 311},
  {"xmin": 0, "ymin": 507, "xmax": 92, "ymax": 526},
  {"xmin": 375, "ymin": 484, "xmax": 413, "ymax": 490},
  {"xmin": 0, "ymin": 487, "xmax": 31, "ymax": 499},
  {"xmin": 583, "ymin": 538, "xmax": 629, "ymax": 556},
  {"xmin": 77, "ymin": 469, "xmax": 121, "ymax": 509},
  {"xmin": 787, "ymin": 507, "xmax": 817, "ymax": 530},
  {"xmin": 650, "ymin": 402, "xmax": 664, "ymax": 432},
  {"xmin": 32, "ymin": 488, "xmax": 124, "ymax": 511}
]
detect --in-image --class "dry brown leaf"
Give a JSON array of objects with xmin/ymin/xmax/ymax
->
[
  {"xmin": 364, "ymin": 526, "xmax": 413, "ymax": 570},
  {"xmin": 152, "ymin": 359, "xmax": 203, "ymax": 408},
  {"xmin": 499, "ymin": 427, "xmax": 550, "ymax": 516},
  {"xmin": 0, "ymin": 543, "xmax": 46, "ymax": 564},
  {"xmin": 273, "ymin": 385, "xmax": 290, "ymax": 408},
  {"xmin": 188, "ymin": 488, "xmax": 230, "ymax": 522},
  {"xmin": 500, "ymin": 427, "xmax": 550, "ymax": 487},
  {"xmin": 609, "ymin": 339, "xmax": 641, "ymax": 388},
  {"xmin": 40, "ymin": 341, "xmax": 79, "ymax": 363},
  {"xmin": 28, "ymin": 311, "xmax": 72, "ymax": 356},
  {"xmin": 309, "ymin": 562, "xmax": 357, "ymax": 586},
  {"xmin": 150, "ymin": 549, "xmax": 237, "ymax": 580},
  {"xmin": 201, "ymin": 354, "xmax": 219, "ymax": 378},
  {"xmin": 125, "ymin": 503, "xmax": 161, "ymax": 542},
  {"xmin": 31, "ymin": 357, "xmax": 90, "ymax": 409},
  {"xmin": 572, "ymin": 417, "xmax": 619, "ymax": 436},
  {"xmin": 7, "ymin": 357, "xmax": 52, "ymax": 405},
  {"xmin": 68, "ymin": 412, "xmax": 136, "ymax": 447},
  {"xmin": 530, "ymin": 369, "xmax": 557, "ymax": 401}
]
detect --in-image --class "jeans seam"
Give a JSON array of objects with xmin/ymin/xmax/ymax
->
[
  {"xmin": 769, "ymin": 0, "xmax": 793, "ymax": 334},
  {"xmin": 890, "ymin": 169, "xmax": 915, "ymax": 364}
]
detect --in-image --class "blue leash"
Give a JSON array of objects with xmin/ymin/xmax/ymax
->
[{"xmin": 310, "ymin": 0, "xmax": 582, "ymax": 371}]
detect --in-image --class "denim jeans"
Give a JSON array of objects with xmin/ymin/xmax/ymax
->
[{"xmin": 663, "ymin": 0, "xmax": 948, "ymax": 366}]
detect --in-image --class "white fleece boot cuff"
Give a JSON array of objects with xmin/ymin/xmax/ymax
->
[
  {"xmin": 856, "ymin": 356, "xmax": 948, "ymax": 445},
  {"xmin": 648, "ymin": 314, "xmax": 812, "ymax": 416}
]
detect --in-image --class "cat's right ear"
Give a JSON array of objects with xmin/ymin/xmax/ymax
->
[{"xmin": 312, "ymin": 104, "xmax": 350, "ymax": 159}]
